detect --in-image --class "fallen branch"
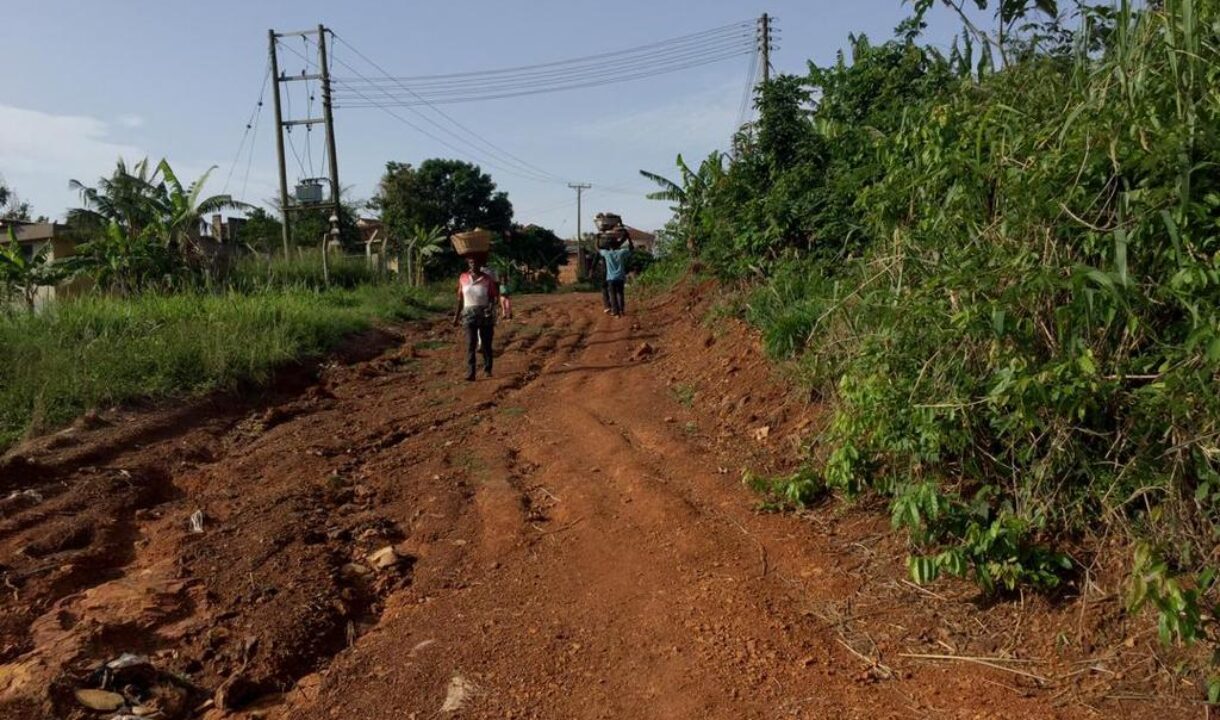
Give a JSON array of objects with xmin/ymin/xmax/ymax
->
[
  {"xmin": 898, "ymin": 652, "xmax": 1050, "ymax": 684},
  {"xmin": 837, "ymin": 638, "xmax": 894, "ymax": 679},
  {"xmin": 532, "ymin": 517, "xmax": 584, "ymax": 536}
]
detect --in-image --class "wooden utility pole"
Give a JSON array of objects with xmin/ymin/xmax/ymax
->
[
  {"xmin": 759, "ymin": 13, "xmax": 772, "ymax": 85},
  {"xmin": 269, "ymin": 25, "xmax": 339, "ymax": 283},
  {"xmin": 568, "ymin": 182, "xmax": 591, "ymax": 281},
  {"xmin": 317, "ymin": 23, "xmax": 338, "ymax": 286},
  {"xmin": 268, "ymin": 29, "xmax": 291, "ymax": 257}
]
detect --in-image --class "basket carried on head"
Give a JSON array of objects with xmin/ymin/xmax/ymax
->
[
  {"xmin": 594, "ymin": 213, "xmax": 622, "ymax": 232},
  {"xmin": 452, "ymin": 228, "xmax": 493, "ymax": 256}
]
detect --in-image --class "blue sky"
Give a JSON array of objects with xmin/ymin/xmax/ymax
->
[{"xmin": 0, "ymin": 1, "xmax": 988, "ymax": 234}]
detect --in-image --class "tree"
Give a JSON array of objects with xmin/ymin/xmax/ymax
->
[
  {"xmin": 0, "ymin": 178, "xmax": 33, "ymax": 221},
  {"xmin": 1, "ymin": 226, "xmax": 64, "ymax": 312},
  {"xmin": 68, "ymin": 158, "xmax": 164, "ymax": 241},
  {"xmin": 497, "ymin": 224, "xmax": 568, "ymax": 289},
  {"xmin": 370, "ymin": 158, "xmax": 515, "ymax": 277},
  {"xmin": 239, "ymin": 207, "xmax": 283, "ymax": 253},
  {"xmin": 67, "ymin": 158, "xmax": 249, "ymax": 289}
]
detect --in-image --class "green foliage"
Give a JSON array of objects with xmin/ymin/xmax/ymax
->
[
  {"xmin": 664, "ymin": 0, "xmax": 1220, "ymax": 691},
  {"xmin": 634, "ymin": 244, "xmax": 692, "ymax": 295},
  {"xmin": 0, "ymin": 283, "xmax": 441, "ymax": 450},
  {"xmin": 0, "ymin": 178, "xmax": 33, "ymax": 221},
  {"xmin": 671, "ymin": 383, "xmax": 696, "ymax": 407},
  {"xmin": 226, "ymin": 249, "xmax": 381, "ymax": 292},
  {"xmin": 495, "ymin": 224, "xmax": 568, "ymax": 290},
  {"xmin": 370, "ymin": 158, "xmax": 514, "ymax": 277},
  {"xmin": 238, "ymin": 207, "xmax": 284, "ymax": 253},
  {"xmin": 1, "ymin": 226, "xmax": 66, "ymax": 313},
  {"xmin": 66, "ymin": 158, "xmax": 250, "ymax": 291},
  {"xmin": 743, "ymin": 466, "xmax": 826, "ymax": 510}
]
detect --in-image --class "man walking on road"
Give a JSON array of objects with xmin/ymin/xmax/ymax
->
[
  {"xmin": 598, "ymin": 227, "xmax": 633, "ymax": 317},
  {"xmin": 454, "ymin": 255, "xmax": 500, "ymax": 381}
]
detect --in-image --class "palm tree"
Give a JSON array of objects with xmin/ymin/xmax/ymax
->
[{"xmin": 68, "ymin": 158, "xmax": 163, "ymax": 241}]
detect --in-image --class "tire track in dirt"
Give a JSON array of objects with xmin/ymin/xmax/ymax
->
[{"xmin": 1, "ymin": 294, "xmax": 1189, "ymax": 719}]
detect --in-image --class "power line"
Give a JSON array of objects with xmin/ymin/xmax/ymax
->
[
  {"xmin": 303, "ymin": 35, "xmax": 316, "ymax": 177},
  {"xmin": 334, "ymin": 28, "xmax": 753, "ymax": 92},
  {"xmin": 280, "ymin": 69, "xmax": 309, "ymax": 180},
  {"xmin": 329, "ymin": 32, "xmax": 568, "ymax": 185},
  {"xmin": 334, "ymin": 50, "xmax": 753, "ymax": 107},
  {"xmin": 334, "ymin": 44, "xmax": 754, "ymax": 106},
  {"xmin": 343, "ymin": 21, "xmax": 752, "ymax": 84},
  {"xmin": 331, "ymin": 21, "xmax": 755, "ymax": 107},
  {"xmin": 321, "ymin": 68, "xmax": 562, "ymax": 185},
  {"xmin": 222, "ymin": 60, "xmax": 271, "ymax": 195},
  {"xmin": 335, "ymin": 49, "xmax": 753, "ymax": 107},
  {"xmin": 735, "ymin": 47, "xmax": 760, "ymax": 133},
  {"xmin": 238, "ymin": 88, "xmax": 266, "ymax": 203},
  {"xmin": 278, "ymin": 37, "xmax": 557, "ymax": 185}
]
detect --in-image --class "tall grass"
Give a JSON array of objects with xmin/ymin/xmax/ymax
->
[
  {"xmin": 225, "ymin": 249, "xmax": 388, "ymax": 291},
  {"xmin": 0, "ymin": 283, "xmax": 440, "ymax": 450}
]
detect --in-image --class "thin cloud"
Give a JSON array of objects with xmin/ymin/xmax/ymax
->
[
  {"xmin": 0, "ymin": 104, "xmax": 147, "ymax": 217},
  {"xmin": 117, "ymin": 113, "xmax": 146, "ymax": 129},
  {"xmin": 0, "ymin": 104, "xmax": 143, "ymax": 176}
]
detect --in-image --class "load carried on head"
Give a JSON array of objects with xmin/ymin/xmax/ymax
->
[
  {"xmin": 593, "ymin": 212, "xmax": 628, "ymax": 249},
  {"xmin": 452, "ymin": 227, "xmax": 493, "ymax": 265},
  {"xmin": 594, "ymin": 212, "xmax": 622, "ymax": 232}
]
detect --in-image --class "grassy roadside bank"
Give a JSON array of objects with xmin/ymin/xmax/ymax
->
[{"xmin": 0, "ymin": 283, "xmax": 443, "ymax": 451}]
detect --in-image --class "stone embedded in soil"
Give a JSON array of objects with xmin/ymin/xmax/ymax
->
[
  {"xmin": 752, "ymin": 426, "xmax": 771, "ymax": 441},
  {"xmin": 342, "ymin": 562, "xmax": 373, "ymax": 579},
  {"xmin": 632, "ymin": 342, "xmax": 655, "ymax": 361},
  {"xmin": 367, "ymin": 546, "xmax": 401, "ymax": 570},
  {"xmin": 74, "ymin": 688, "xmax": 126, "ymax": 711}
]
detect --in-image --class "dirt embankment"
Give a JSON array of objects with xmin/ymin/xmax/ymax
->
[{"xmin": 0, "ymin": 284, "xmax": 1200, "ymax": 719}]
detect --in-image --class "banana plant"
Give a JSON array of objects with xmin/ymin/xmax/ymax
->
[
  {"xmin": 155, "ymin": 160, "xmax": 251, "ymax": 258},
  {"xmin": 405, "ymin": 223, "xmax": 446, "ymax": 286},
  {"xmin": 0, "ymin": 226, "xmax": 65, "ymax": 313}
]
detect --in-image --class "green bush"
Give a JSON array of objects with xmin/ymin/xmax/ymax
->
[{"xmin": 654, "ymin": 0, "xmax": 1220, "ymax": 684}]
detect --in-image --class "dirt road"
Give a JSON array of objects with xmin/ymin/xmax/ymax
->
[{"xmin": 0, "ymin": 290, "xmax": 1191, "ymax": 719}]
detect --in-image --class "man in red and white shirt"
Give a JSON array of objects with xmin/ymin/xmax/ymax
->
[{"xmin": 453, "ymin": 256, "xmax": 501, "ymax": 381}]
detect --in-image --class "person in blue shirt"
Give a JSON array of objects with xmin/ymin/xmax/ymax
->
[{"xmin": 598, "ymin": 227, "xmax": 633, "ymax": 317}]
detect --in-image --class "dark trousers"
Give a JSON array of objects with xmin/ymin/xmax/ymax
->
[
  {"xmin": 466, "ymin": 323, "xmax": 494, "ymax": 375},
  {"xmin": 608, "ymin": 278, "xmax": 626, "ymax": 315},
  {"xmin": 601, "ymin": 277, "xmax": 612, "ymax": 310}
]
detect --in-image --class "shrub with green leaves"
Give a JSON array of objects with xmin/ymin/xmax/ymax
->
[{"xmin": 650, "ymin": 0, "xmax": 1220, "ymax": 690}]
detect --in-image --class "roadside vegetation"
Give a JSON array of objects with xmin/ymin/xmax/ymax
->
[
  {"xmin": 642, "ymin": 0, "xmax": 1220, "ymax": 695},
  {"xmin": 0, "ymin": 155, "xmax": 565, "ymax": 451},
  {"xmin": 0, "ymin": 284, "xmax": 436, "ymax": 450}
]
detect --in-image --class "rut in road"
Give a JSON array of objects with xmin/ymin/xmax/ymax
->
[
  {"xmin": 271, "ymin": 295, "xmax": 1132, "ymax": 720},
  {"xmin": 0, "ymin": 292, "xmax": 1181, "ymax": 719}
]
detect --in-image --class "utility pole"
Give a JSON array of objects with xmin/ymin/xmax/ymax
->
[
  {"xmin": 568, "ymin": 182, "xmax": 591, "ymax": 281},
  {"xmin": 759, "ymin": 13, "xmax": 773, "ymax": 85},
  {"xmin": 317, "ymin": 23, "xmax": 338, "ymax": 286},
  {"xmin": 269, "ymin": 25, "xmax": 339, "ymax": 283},
  {"xmin": 268, "ymin": 29, "xmax": 291, "ymax": 258}
]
